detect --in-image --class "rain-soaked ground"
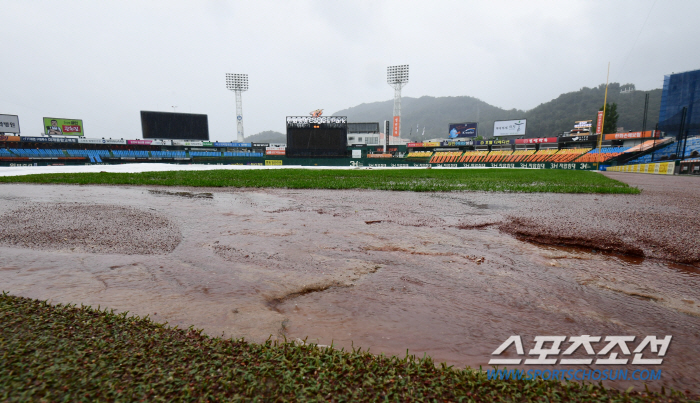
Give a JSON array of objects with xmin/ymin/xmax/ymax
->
[{"xmin": 1, "ymin": 172, "xmax": 699, "ymax": 392}]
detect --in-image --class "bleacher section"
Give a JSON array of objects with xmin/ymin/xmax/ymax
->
[
  {"xmin": 0, "ymin": 148, "xmax": 14, "ymax": 157},
  {"xmin": 550, "ymin": 148, "xmax": 591, "ymax": 162},
  {"xmin": 575, "ymin": 147, "xmax": 630, "ymax": 163},
  {"xmin": 190, "ymin": 151, "xmax": 222, "ymax": 157},
  {"xmin": 625, "ymin": 138, "xmax": 672, "ymax": 153},
  {"xmin": 458, "ymin": 151, "xmax": 489, "ymax": 162},
  {"xmin": 429, "ymin": 152, "xmax": 462, "ymax": 163},
  {"xmin": 503, "ymin": 150, "xmax": 536, "ymax": 162},
  {"xmin": 406, "ymin": 151, "xmax": 433, "ymax": 158},
  {"xmin": 524, "ymin": 149, "xmax": 557, "ymax": 162},
  {"xmin": 111, "ymin": 150, "xmax": 150, "ymax": 158},
  {"xmin": 484, "ymin": 150, "xmax": 512, "ymax": 162},
  {"xmin": 222, "ymin": 151, "xmax": 263, "ymax": 157},
  {"xmin": 627, "ymin": 137, "xmax": 700, "ymax": 164},
  {"xmin": 65, "ymin": 149, "xmax": 111, "ymax": 163},
  {"xmin": 684, "ymin": 137, "xmax": 700, "ymax": 157},
  {"xmin": 7, "ymin": 148, "xmax": 67, "ymax": 158},
  {"xmin": 150, "ymin": 150, "xmax": 186, "ymax": 158}
]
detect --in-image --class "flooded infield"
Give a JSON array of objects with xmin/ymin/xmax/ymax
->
[{"xmin": 1, "ymin": 172, "xmax": 699, "ymax": 392}]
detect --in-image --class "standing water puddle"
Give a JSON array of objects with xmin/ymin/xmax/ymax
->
[{"xmin": 1, "ymin": 181, "xmax": 699, "ymax": 392}]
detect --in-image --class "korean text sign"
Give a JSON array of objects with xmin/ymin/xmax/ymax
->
[{"xmin": 43, "ymin": 117, "xmax": 84, "ymax": 136}]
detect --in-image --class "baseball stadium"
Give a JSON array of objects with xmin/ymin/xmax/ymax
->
[{"xmin": 1, "ymin": 65, "xmax": 700, "ymax": 402}]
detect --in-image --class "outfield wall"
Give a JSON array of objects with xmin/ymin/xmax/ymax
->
[
  {"xmin": 606, "ymin": 161, "xmax": 675, "ymax": 175},
  {"xmin": 1, "ymin": 156, "xmax": 598, "ymax": 170}
]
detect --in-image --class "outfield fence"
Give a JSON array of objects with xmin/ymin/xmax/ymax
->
[{"xmin": 606, "ymin": 161, "xmax": 675, "ymax": 175}]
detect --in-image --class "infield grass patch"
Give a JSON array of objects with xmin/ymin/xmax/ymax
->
[
  {"xmin": 0, "ymin": 168, "xmax": 639, "ymax": 194},
  {"xmin": 1, "ymin": 293, "xmax": 691, "ymax": 402}
]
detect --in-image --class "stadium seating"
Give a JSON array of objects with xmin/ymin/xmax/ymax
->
[
  {"xmin": 429, "ymin": 151, "xmax": 462, "ymax": 163},
  {"xmin": 550, "ymin": 148, "xmax": 590, "ymax": 162},
  {"xmin": 222, "ymin": 151, "xmax": 263, "ymax": 157},
  {"xmin": 483, "ymin": 150, "xmax": 512, "ymax": 163},
  {"xmin": 626, "ymin": 138, "xmax": 691, "ymax": 164},
  {"xmin": 66, "ymin": 149, "xmax": 111, "ymax": 158},
  {"xmin": 111, "ymin": 150, "xmax": 150, "ymax": 158},
  {"xmin": 575, "ymin": 147, "xmax": 630, "ymax": 163},
  {"xmin": 0, "ymin": 148, "xmax": 14, "ymax": 157},
  {"xmin": 7, "ymin": 148, "xmax": 67, "ymax": 158},
  {"xmin": 502, "ymin": 149, "xmax": 536, "ymax": 162},
  {"xmin": 406, "ymin": 151, "xmax": 433, "ymax": 158},
  {"xmin": 190, "ymin": 151, "xmax": 222, "ymax": 157},
  {"xmin": 150, "ymin": 150, "xmax": 186, "ymax": 158},
  {"xmin": 524, "ymin": 149, "xmax": 557, "ymax": 162},
  {"xmin": 458, "ymin": 150, "xmax": 489, "ymax": 162},
  {"xmin": 625, "ymin": 138, "xmax": 672, "ymax": 154}
]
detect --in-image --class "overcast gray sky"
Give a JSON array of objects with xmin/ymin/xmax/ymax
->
[{"xmin": 3, "ymin": 0, "xmax": 699, "ymax": 141}]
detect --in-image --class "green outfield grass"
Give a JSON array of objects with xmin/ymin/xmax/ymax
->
[
  {"xmin": 0, "ymin": 168, "xmax": 640, "ymax": 194},
  {"xmin": 1, "ymin": 293, "xmax": 691, "ymax": 402}
]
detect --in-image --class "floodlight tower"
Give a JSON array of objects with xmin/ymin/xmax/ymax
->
[
  {"xmin": 226, "ymin": 73, "xmax": 249, "ymax": 142},
  {"xmin": 387, "ymin": 65, "xmax": 409, "ymax": 144}
]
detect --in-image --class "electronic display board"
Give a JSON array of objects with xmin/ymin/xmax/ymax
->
[{"xmin": 140, "ymin": 111, "xmax": 209, "ymax": 140}]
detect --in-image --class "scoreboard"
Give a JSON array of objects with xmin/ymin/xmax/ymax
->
[
  {"xmin": 286, "ymin": 116, "xmax": 347, "ymax": 158},
  {"xmin": 141, "ymin": 111, "xmax": 209, "ymax": 141}
]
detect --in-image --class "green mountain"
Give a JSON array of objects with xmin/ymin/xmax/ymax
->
[
  {"xmin": 243, "ymin": 130, "xmax": 286, "ymax": 143},
  {"xmin": 332, "ymin": 83, "xmax": 662, "ymax": 140}
]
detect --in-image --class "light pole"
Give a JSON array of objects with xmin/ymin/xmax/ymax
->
[
  {"xmin": 387, "ymin": 65, "xmax": 409, "ymax": 145},
  {"xmin": 226, "ymin": 73, "xmax": 249, "ymax": 142}
]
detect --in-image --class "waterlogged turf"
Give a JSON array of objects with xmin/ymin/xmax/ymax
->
[
  {"xmin": 1, "ymin": 294, "xmax": 692, "ymax": 402},
  {"xmin": 0, "ymin": 169, "xmax": 640, "ymax": 194}
]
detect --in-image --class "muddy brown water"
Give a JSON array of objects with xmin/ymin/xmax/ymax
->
[{"xmin": 1, "ymin": 172, "xmax": 699, "ymax": 393}]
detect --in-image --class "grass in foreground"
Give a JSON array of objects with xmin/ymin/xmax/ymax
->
[
  {"xmin": 0, "ymin": 168, "xmax": 640, "ymax": 194},
  {"xmin": 1, "ymin": 293, "xmax": 692, "ymax": 402}
]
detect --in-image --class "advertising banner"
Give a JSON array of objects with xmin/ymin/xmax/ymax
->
[
  {"xmin": 474, "ymin": 139, "xmax": 514, "ymax": 145},
  {"xmin": 407, "ymin": 142, "xmax": 441, "ymax": 147},
  {"xmin": 515, "ymin": 137, "xmax": 557, "ymax": 144},
  {"xmin": 0, "ymin": 114, "xmax": 20, "ymax": 134},
  {"xmin": 393, "ymin": 116, "xmax": 400, "ymax": 137},
  {"xmin": 20, "ymin": 136, "xmax": 78, "ymax": 143},
  {"xmin": 252, "ymin": 143, "xmax": 270, "ymax": 147},
  {"xmin": 559, "ymin": 134, "xmax": 599, "ymax": 143},
  {"xmin": 0, "ymin": 135, "xmax": 20, "ymax": 142},
  {"xmin": 448, "ymin": 122, "xmax": 478, "ymax": 138},
  {"xmin": 575, "ymin": 120, "xmax": 592, "ymax": 130},
  {"xmin": 266, "ymin": 146, "xmax": 286, "ymax": 155},
  {"xmin": 172, "ymin": 140, "xmax": 204, "ymax": 146},
  {"xmin": 79, "ymin": 137, "xmax": 127, "ymax": 145},
  {"xmin": 596, "ymin": 111, "xmax": 604, "ymax": 135},
  {"xmin": 604, "ymin": 131, "xmax": 656, "ymax": 141},
  {"xmin": 441, "ymin": 140, "xmax": 473, "ymax": 147},
  {"xmin": 125, "ymin": 139, "xmax": 171, "ymax": 145},
  {"xmin": 213, "ymin": 142, "xmax": 252, "ymax": 147},
  {"xmin": 286, "ymin": 116, "xmax": 347, "ymax": 126},
  {"xmin": 607, "ymin": 161, "xmax": 675, "ymax": 175},
  {"xmin": 127, "ymin": 139, "xmax": 152, "ymax": 145},
  {"xmin": 43, "ymin": 117, "xmax": 84, "ymax": 136},
  {"xmin": 493, "ymin": 119, "xmax": 526, "ymax": 137}
]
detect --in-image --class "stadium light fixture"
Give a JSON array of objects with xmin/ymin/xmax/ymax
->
[
  {"xmin": 387, "ymin": 65, "xmax": 409, "ymax": 142},
  {"xmin": 226, "ymin": 73, "xmax": 249, "ymax": 142}
]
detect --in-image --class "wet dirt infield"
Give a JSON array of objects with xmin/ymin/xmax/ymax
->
[{"xmin": 1, "ymin": 172, "xmax": 699, "ymax": 392}]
